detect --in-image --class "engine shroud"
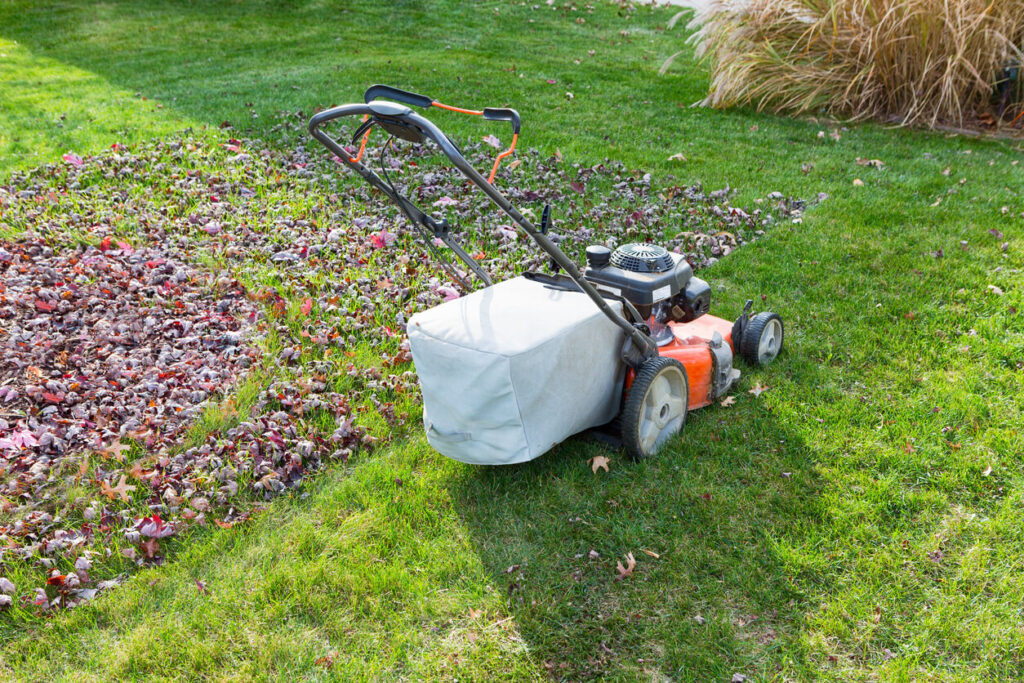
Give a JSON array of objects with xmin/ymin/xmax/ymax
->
[{"xmin": 584, "ymin": 243, "xmax": 691, "ymax": 307}]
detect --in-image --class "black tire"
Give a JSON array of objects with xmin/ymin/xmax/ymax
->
[
  {"xmin": 621, "ymin": 356, "xmax": 689, "ymax": 461},
  {"xmin": 740, "ymin": 312, "xmax": 784, "ymax": 366}
]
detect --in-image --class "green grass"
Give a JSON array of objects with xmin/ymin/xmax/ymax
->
[{"xmin": 2, "ymin": 0, "xmax": 1024, "ymax": 680}]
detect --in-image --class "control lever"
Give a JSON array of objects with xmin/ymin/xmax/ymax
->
[{"xmin": 540, "ymin": 204, "xmax": 558, "ymax": 273}]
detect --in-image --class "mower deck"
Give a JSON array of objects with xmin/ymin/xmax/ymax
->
[{"xmin": 660, "ymin": 314, "xmax": 737, "ymax": 410}]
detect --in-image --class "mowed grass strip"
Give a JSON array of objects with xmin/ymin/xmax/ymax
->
[{"xmin": 1, "ymin": 0, "xmax": 1023, "ymax": 679}]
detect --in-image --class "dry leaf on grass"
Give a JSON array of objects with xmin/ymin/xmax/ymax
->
[
  {"xmin": 100, "ymin": 475, "xmax": 136, "ymax": 502},
  {"xmin": 749, "ymin": 382, "xmax": 768, "ymax": 398},
  {"xmin": 102, "ymin": 441, "xmax": 132, "ymax": 462},
  {"xmin": 616, "ymin": 552, "xmax": 636, "ymax": 580},
  {"xmin": 588, "ymin": 455, "xmax": 610, "ymax": 474},
  {"xmin": 720, "ymin": 395, "xmax": 736, "ymax": 407}
]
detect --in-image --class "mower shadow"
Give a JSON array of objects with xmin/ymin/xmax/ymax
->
[{"xmin": 448, "ymin": 360, "xmax": 824, "ymax": 680}]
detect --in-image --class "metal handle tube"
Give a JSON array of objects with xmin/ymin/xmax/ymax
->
[{"xmin": 309, "ymin": 104, "xmax": 657, "ymax": 360}]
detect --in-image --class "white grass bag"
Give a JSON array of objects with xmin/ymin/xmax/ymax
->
[{"xmin": 407, "ymin": 276, "xmax": 625, "ymax": 465}]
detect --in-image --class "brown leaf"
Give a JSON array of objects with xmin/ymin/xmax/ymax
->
[
  {"xmin": 103, "ymin": 441, "xmax": 132, "ymax": 462},
  {"xmin": 587, "ymin": 455, "xmax": 610, "ymax": 474},
  {"xmin": 615, "ymin": 552, "xmax": 636, "ymax": 580},
  {"xmin": 720, "ymin": 395, "xmax": 736, "ymax": 408},
  {"xmin": 100, "ymin": 475, "xmax": 136, "ymax": 502},
  {"xmin": 641, "ymin": 549, "xmax": 660, "ymax": 559},
  {"xmin": 140, "ymin": 537, "xmax": 160, "ymax": 559},
  {"xmin": 748, "ymin": 383, "xmax": 768, "ymax": 398}
]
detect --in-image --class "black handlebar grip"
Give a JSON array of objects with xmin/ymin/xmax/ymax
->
[
  {"xmin": 364, "ymin": 84, "xmax": 433, "ymax": 108},
  {"xmin": 482, "ymin": 107, "xmax": 521, "ymax": 135}
]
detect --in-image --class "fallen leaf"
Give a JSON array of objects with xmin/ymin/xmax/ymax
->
[
  {"xmin": 694, "ymin": 614, "xmax": 706, "ymax": 625},
  {"xmin": 641, "ymin": 549, "xmax": 660, "ymax": 559},
  {"xmin": 616, "ymin": 552, "xmax": 636, "ymax": 580},
  {"xmin": 720, "ymin": 395, "xmax": 736, "ymax": 408},
  {"xmin": 983, "ymin": 465, "xmax": 993, "ymax": 477},
  {"xmin": 587, "ymin": 455, "xmax": 610, "ymax": 474},
  {"xmin": 300, "ymin": 297, "xmax": 313, "ymax": 316},
  {"xmin": 315, "ymin": 653, "xmax": 337, "ymax": 669},
  {"xmin": 852, "ymin": 178, "xmax": 864, "ymax": 186},
  {"xmin": 668, "ymin": 153, "xmax": 687, "ymax": 162},
  {"xmin": 748, "ymin": 383, "xmax": 768, "ymax": 398},
  {"xmin": 100, "ymin": 475, "xmax": 136, "ymax": 502},
  {"xmin": 140, "ymin": 537, "xmax": 160, "ymax": 559},
  {"xmin": 855, "ymin": 157, "xmax": 885, "ymax": 168},
  {"xmin": 482, "ymin": 134, "xmax": 502, "ymax": 149},
  {"xmin": 987, "ymin": 285, "xmax": 1004, "ymax": 296},
  {"xmin": 103, "ymin": 441, "xmax": 132, "ymax": 462}
]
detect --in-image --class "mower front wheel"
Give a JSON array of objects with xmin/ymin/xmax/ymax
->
[
  {"xmin": 740, "ymin": 312, "xmax": 784, "ymax": 366},
  {"xmin": 621, "ymin": 356, "xmax": 689, "ymax": 461}
]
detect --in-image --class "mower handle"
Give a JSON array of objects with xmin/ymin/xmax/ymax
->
[
  {"xmin": 482, "ymin": 108, "xmax": 521, "ymax": 135},
  {"xmin": 307, "ymin": 100, "xmax": 660, "ymax": 364},
  {"xmin": 363, "ymin": 84, "xmax": 432, "ymax": 108},
  {"xmin": 363, "ymin": 84, "xmax": 521, "ymax": 137}
]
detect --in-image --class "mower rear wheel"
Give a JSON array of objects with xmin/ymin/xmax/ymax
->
[
  {"xmin": 621, "ymin": 356, "xmax": 689, "ymax": 461},
  {"xmin": 740, "ymin": 312, "xmax": 784, "ymax": 366}
]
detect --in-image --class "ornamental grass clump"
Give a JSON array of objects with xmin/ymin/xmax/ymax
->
[{"xmin": 684, "ymin": 0, "xmax": 1024, "ymax": 128}]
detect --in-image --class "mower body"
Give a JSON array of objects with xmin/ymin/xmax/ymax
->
[
  {"xmin": 657, "ymin": 314, "xmax": 738, "ymax": 410},
  {"xmin": 308, "ymin": 85, "xmax": 783, "ymax": 464}
]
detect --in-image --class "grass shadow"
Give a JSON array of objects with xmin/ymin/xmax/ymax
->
[{"xmin": 448, "ymin": 352, "xmax": 826, "ymax": 679}]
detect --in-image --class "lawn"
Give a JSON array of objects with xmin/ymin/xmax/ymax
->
[{"xmin": 1, "ymin": 0, "xmax": 1023, "ymax": 680}]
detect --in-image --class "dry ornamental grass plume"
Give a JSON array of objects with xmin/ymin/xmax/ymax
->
[{"xmin": 684, "ymin": 0, "xmax": 1024, "ymax": 128}]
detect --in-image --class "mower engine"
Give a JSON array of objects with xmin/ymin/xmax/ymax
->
[
  {"xmin": 583, "ymin": 243, "xmax": 711, "ymax": 328},
  {"xmin": 584, "ymin": 242, "xmax": 740, "ymax": 406}
]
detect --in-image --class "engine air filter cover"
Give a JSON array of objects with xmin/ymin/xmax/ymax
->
[{"xmin": 610, "ymin": 244, "xmax": 675, "ymax": 273}]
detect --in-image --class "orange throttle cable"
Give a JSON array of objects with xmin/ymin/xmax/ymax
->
[
  {"xmin": 349, "ymin": 115, "xmax": 371, "ymax": 163},
  {"xmin": 431, "ymin": 100, "xmax": 517, "ymax": 184},
  {"xmin": 431, "ymin": 101, "xmax": 483, "ymax": 116},
  {"xmin": 488, "ymin": 134, "xmax": 518, "ymax": 184}
]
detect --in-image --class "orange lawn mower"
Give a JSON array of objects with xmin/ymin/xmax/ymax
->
[{"xmin": 309, "ymin": 85, "xmax": 784, "ymax": 465}]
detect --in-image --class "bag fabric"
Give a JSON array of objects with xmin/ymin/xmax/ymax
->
[{"xmin": 407, "ymin": 276, "xmax": 625, "ymax": 465}]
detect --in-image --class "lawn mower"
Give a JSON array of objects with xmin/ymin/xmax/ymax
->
[{"xmin": 308, "ymin": 85, "xmax": 784, "ymax": 465}]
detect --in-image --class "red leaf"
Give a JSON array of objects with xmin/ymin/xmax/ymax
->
[
  {"xmin": 300, "ymin": 297, "xmax": 313, "ymax": 317},
  {"xmin": 100, "ymin": 236, "xmax": 112, "ymax": 251},
  {"xmin": 34, "ymin": 300, "xmax": 56, "ymax": 312},
  {"xmin": 42, "ymin": 392, "xmax": 63, "ymax": 404}
]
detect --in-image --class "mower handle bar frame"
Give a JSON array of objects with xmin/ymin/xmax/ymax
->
[{"xmin": 308, "ymin": 97, "xmax": 658, "ymax": 363}]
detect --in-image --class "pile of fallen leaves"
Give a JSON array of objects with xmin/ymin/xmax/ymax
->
[{"xmin": 0, "ymin": 111, "xmax": 803, "ymax": 616}]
